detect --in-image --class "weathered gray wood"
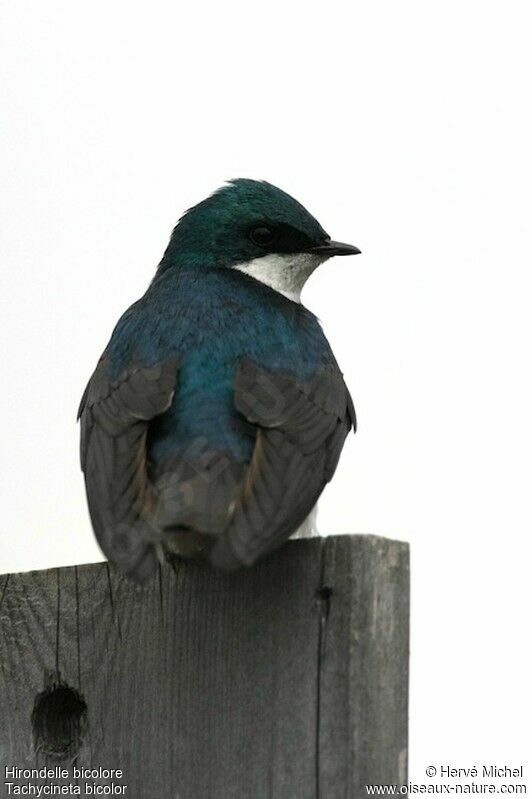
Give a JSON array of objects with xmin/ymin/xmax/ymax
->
[{"xmin": 0, "ymin": 535, "xmax": 409, "ymax": 798}]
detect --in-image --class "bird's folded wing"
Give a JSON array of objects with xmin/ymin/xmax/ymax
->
[
  {"xmin": 210, "ymin": 359, "xmax": 355, "ymax": 569},
  {"xmin": 78, "ymin": 356, "xmax": 179, "ymax": 581}
]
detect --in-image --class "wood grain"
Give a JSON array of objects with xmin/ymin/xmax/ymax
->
[{"xmin": 0, "ymin": 535, "xmax": 409, "ymax": 798}]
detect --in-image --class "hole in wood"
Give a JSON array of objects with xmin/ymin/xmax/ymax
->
[
  {"xmin": 315, "ymin": 585, "xmax": 333, "ymax": 605},
  {"xmin": 32, "ymin": 679, "xmax": 87, "ymax": 761},
  {"xmin": 315, "ymin": 586, "xmax": 333, "ymax": 602},
  {"xmin": 315, "ymin": 585, "xmax": 333, "ymax": 621}
]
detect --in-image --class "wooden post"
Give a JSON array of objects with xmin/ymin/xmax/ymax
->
[{"xmin": 0, "ymin": 535, "xmax": 409, "ymax": 798}]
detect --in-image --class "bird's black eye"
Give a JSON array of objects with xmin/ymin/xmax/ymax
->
[{"xmin": 249, "ymin": 225, "xmax": 276, "ymax": 247}]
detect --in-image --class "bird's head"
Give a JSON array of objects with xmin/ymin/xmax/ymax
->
[{"xmin": 158, "ymin": 179, "xmax": 360, "ymax": 301}]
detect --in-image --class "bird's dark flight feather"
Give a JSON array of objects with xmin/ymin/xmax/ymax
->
[
  {"xmin": 78, "ymin": 354, "xmax": 353, "ymax": 580},
  {"xmin": 210, "ymin": 360, "xmax": 354, "ymax": 568},
  {"xmin": 78, "ymin": 356, "xmax": 180, "ymax": 582}
]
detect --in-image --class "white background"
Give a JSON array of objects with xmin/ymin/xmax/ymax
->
[{"xmin": 1, "ymin": 0, "xmax": 530, "ymax": 781}]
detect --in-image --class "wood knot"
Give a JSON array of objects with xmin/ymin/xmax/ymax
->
[{"xmin": 32, "ymin": 678, "xmax": 87, "ymax": 761}]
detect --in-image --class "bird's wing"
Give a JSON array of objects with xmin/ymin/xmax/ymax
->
[
  {"xmin": 210, "ymin": 359, "xmax": 355, "ymax": 569},
  {"xmin": 78, "ymin": 355, "xmax": 179, "ymax": 582}
]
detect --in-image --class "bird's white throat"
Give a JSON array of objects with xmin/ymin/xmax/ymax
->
[{"xmin": 232, "ymin": 252, "xmax": 325, "ymax": 303}]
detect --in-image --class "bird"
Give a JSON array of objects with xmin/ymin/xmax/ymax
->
[{"xmin": 78, "ymin": 179, "xmax": 360, "ymax": 582}]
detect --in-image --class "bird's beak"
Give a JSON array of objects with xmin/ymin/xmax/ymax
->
[{"xmin": 307, "ymin": 240, "xmax": 361, "ymax": 256}]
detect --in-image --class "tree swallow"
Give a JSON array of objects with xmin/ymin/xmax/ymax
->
[{"xmin": 78, "ymin": 179, "xmax": 360, "ymax": 582}]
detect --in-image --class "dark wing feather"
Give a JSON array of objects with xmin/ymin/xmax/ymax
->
[
  {"xmin": 78, "ymin": 355, "xmax": 179, "ymax": 582},
  {"xmin": 210, "ymin": 360, "xmax": 354, "ymax": 569}
]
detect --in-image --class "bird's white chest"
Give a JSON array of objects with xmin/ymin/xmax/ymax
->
[{"xmin": 232, "ymin": 252, "xmax": 325, "ymax": 303}]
